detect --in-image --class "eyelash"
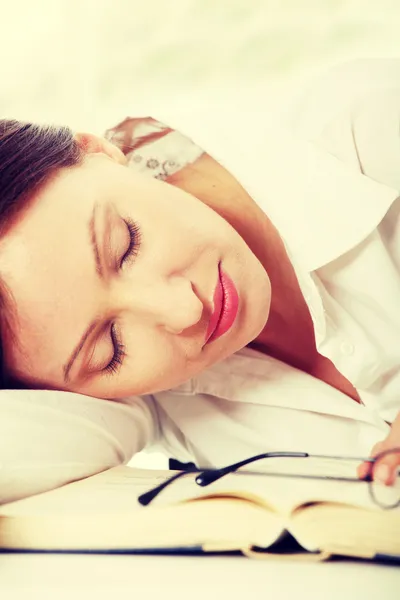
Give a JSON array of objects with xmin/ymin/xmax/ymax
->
[
  {"xmin": 120, "ymin": 217, "xmax": 142, "ymax": 268},
  {"xmin": 104, "ymin": 217, "xmax": 141, "ymax": 376},
  {"xmin": 104, "ymin": 323, "xmax": 126, "ymax": 376}
]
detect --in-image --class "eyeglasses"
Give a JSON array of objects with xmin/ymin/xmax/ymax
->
[{"xmin": 138, "ymin": 449, "xmax": 400, "ymax": 509}]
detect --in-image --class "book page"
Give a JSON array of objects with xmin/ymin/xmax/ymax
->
[
  {"xmin": 0, "ymin": 467, "xmax": 175, "ymax": 515},
  {"xmin": 0, "ymin": 467, "xmax": 286, "ymax": 551},
  {"xmin": 289, "ymin": 503, "xmax": 400, "ymax": 557}
]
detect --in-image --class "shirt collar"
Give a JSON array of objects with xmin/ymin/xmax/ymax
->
[{"xmin": 154, "ymin": 104, "xmax": 398, "ymax": 272}]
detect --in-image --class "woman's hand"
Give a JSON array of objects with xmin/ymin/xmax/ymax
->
[{"xmin": 357, "ymin": 411, "xmax": 400, "ymax": 485}]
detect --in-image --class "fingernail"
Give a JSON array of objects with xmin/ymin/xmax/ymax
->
[{"xmin": 375, "ymin": 464, "xmax": 390, "ymax": 484}]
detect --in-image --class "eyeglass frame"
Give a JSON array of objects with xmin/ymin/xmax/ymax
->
[{"xmin": 137, "ymin": 448, "xmax": 400, "ymax": 510}]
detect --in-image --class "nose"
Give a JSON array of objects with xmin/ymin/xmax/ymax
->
[{"xmin": 112, "ymin": 273, "xmax": 204, "ymax": 334}]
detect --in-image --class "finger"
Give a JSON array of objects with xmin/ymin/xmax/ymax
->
[
  {"xmin": 357, "ymin": 441, "xmax": 386, "ymax": 480},
  {"xmin": 370, "ymin": 441, "xmax": 386, "ymax": 457},
  {"xmin": 357, "ymin": 461, "xmax": 371, "ymax": 480},
  {"xmin": 373, "ymin": 452, "xmax": 400, "ymax": 486}
]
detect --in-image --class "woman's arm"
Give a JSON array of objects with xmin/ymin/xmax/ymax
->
[{"xmin": 0, "ymin": 390, "xmax": 159, "ymax": 503}]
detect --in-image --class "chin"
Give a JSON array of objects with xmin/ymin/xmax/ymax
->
[
  {"xmin": 244, "ymin": 292, "xmax": 270, "ymax": 339},
  {"xmin": 221, "ymin": 312, "xmax": 268, "ymax": 361}
]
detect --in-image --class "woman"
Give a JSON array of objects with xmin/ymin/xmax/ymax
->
[{"xmin": 0, "ymin": 58, "xmax": 399, "ymax": 502}]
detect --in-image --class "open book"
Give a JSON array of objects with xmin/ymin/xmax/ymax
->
[{"xmin": 0, "ymin": 458, "xmax": 399, "ymax": 561}]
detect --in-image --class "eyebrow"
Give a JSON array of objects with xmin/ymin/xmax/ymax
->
[
  {"xmin": 90, "ymin": 203, "xmax": 103, "ymax": 278},
  {"xmin": 63, "ymin": 205, "xmax": 104, "ymax": 382}
]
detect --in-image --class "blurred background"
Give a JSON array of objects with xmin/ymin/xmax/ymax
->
[
  {"xmin": 1, "ymin": 0, "xmax": 399, "ymax": 467},
  {"xmin": 1, "ymin": 0, "xmax": 400, "ymax": 134}
]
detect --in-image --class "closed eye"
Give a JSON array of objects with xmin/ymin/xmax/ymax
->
[
  {"xmin": 103, "ymin": 323, "xmax": 126, "ymax": 376},
  {"xmin": 120, "ymin": 217, "xmax": 141, "ymax": 268},
  {"xmin": 103, "ymin": 217, "xmax": 141, "ymax": 376}
]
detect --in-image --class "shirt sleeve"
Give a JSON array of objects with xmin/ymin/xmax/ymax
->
[{"xmin": 0, "ymin": 389, "xmax": 159, "ymax": 504}]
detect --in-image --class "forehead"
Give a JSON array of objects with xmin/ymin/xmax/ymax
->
[{"xmin": 0, "ymin": 157, "xmax": 109, "ymax": 385}]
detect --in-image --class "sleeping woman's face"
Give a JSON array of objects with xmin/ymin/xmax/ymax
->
[{"xmin": 0, "ymin": 135, "xmax": 270, "ymax": 398}]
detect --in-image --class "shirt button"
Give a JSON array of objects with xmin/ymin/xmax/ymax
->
[{"xmin": 340, "ymin": 341, "xmax": 355, "ymax": 356}]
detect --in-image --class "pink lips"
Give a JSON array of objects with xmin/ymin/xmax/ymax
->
[{"xmin": 205, "ymin": 262, "xmax": 239, "ymax": 344}]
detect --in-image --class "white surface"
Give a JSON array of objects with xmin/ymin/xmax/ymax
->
[{"xmin": 0, "ymin": 554, "xmax": 399, "ymax": 600}]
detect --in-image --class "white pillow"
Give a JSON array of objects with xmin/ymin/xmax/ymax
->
[{"xmin": 0, "ymin": 389, "xmax": 155, "ymax": 504}]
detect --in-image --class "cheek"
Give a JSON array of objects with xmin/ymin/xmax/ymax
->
[
  {"xmin": 131, "ymin": 180, "xmax": 221, "ymax": 245},
  {"xmin": 120, "ymin": 325, "xmax": 191, "ymax": 392},
  {"xmin": 81, "ymin": 333, "xmax": 191, "ymax": 398}
]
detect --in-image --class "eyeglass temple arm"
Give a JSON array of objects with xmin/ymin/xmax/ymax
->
[
  {"xmin": 196, "ymin": 452, "xmax": 309, "ymax": 487},
  {"xmin": 138, "ymin": 452, "xmax": 310, "ymax": 505},
  {"xmin": 138, "ymin": 470, "xmax": 194, "ymax": 506}
]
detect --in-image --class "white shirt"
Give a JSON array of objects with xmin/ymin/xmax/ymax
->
[{"xmin": 1, "ymin": 58, "xmax": 399, "ymax": 503}]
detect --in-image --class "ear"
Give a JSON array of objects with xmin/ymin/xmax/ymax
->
[{"xmin": 73, "ymin": 132, "xmax": 128, "ymax": 165}]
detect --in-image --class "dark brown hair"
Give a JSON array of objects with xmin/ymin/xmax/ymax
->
[{"xmin": 0, "ymin": 119, "xmax": 84, "ymax": 388}]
